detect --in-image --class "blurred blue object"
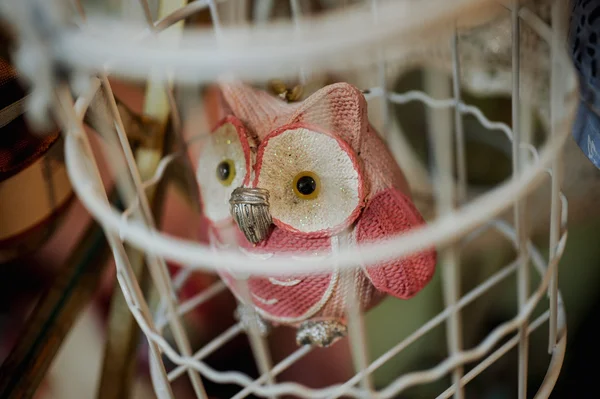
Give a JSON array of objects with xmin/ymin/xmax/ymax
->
[{"xmin": 570, "ymin": 0, "xmax": 600, "ymax": 169}]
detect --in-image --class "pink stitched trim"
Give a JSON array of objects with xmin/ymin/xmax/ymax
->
[{"xmin": 253, "ymin": 122, "xmax": 367, "ymax": 237}]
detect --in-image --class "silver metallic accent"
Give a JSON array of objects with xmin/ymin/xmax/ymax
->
[
  {"xmin": 234, "ymin": 305, "xmax": 271, "ymax": 337},
  {"xmin": 230, "ymin": 187, "xmax": 272, "ymax": 243},
  {"xmin": 296, "ymin": 320, "xmax": 348, "ymax": 348}
]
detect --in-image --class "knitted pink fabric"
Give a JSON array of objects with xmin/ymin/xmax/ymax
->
[
  {"xmin": 246, "ymin": 228, "xmax": 334, "ymax": 321},
  {"xmin": 220, "ymin": 83, "xmax": 367, "ymax": 148},
  {"xmin": 356, "ymin": 188, "xmax": 436, "ymax": 299},
  {"xmin": 218, "ymin": 226, "xmax": 386, "ymax": 324},
  {"xmin": 201, "ymin": 81, "xmax": 436, "ymax": 325}
]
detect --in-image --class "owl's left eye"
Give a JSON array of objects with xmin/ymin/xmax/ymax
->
[
  {"xmin": 196, "ymin": 119, "xmax": 251, "ymax": 224},
  {"xmin": 216, "ymin": 159, "xmax": 236, "ymax": 186}
]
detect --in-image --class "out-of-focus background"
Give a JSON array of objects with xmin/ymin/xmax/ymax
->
[{"xmin": 1, "ymin": 0, "xmax": 600, "ymax": 398}]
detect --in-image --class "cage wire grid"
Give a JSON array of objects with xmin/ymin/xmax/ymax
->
[{"xmin": 5, "ymin": 0, "xmax": 578, "ymax": 397}]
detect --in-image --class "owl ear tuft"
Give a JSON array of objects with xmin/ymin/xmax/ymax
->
[
  {"xmin": 216, "ymin": 81, "xmax": 294, "ymax": 140},
  {"xmin": 286, "ymin": 82, "xmax": 368, "ymax": 152},
  {"xmin": 208, "ymin": 81, "xmax": 369, "ymax": 148}
]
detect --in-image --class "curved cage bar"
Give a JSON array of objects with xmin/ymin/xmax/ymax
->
[{"xmin": 2, "ymin": 0, "xmax": 576, "ymax": 398}]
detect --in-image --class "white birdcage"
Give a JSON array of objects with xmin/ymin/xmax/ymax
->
[{"xmin": 1, "ymin": 0, "xmax": 577, "ymax": 397}]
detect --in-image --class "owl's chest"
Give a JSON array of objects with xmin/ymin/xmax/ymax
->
[
  {"xmin": 212, "ymin": 225, "xmax": 337, "ymax": 322},
  {"xmin": 248, "ymin": 271, "xmax": 337, "ymax": 321},
  {"xmin": 220, "ymin": 269, "xmax": 337, "ymax": 322}
]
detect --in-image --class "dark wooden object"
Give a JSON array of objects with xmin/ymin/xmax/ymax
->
[{"xmin": 0, "ymin": 209, "xmax": 112, "ymax": 399}]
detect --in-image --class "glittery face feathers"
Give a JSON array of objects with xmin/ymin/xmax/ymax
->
[{"xmin": 255, "ymin": 124, "xmax": 364, "ymax": 235}]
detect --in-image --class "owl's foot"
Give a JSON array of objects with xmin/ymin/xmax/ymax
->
[
  {"xmin": 296, "ymin": 320, "xmax": 347, "ymax": 348},
  {"xmin": 234, "ymin": 305, "xmax": 271, "ymax": 337}
]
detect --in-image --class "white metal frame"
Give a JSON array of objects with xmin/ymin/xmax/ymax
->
[{"xmin": 3, "ymin": 0, "xmax": 577, "ymax": 397}]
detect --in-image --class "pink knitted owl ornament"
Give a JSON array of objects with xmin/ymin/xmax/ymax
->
[{"xmin": 195, "ymin": 81, "xmax": 437, "ymax": 347}]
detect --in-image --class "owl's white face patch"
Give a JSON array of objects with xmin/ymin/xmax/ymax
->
[
  {"xmin": 197, "ymin": 120, "xmax": 251, "ymax": 224},
  {"xmin": 255, "ymin": 126, "xmax": 364, "ymax": 235}
]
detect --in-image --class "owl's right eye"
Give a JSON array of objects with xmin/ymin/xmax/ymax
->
[
  {"xmin": 293, "ymin": 171, "xmax": 320, "ymax": 200},
  {"xmin": 254, "ymin": 126, "xmax": 364, "ymax": 235},
  {"xmin": 216, "ymin": 159, "xmax": 236, "ymax": 186}
]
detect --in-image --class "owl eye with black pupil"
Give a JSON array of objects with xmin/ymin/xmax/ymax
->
[
  {"xmin": 216, "ymin": 159, "xmax": 236, "ymax": 186},
  {"xmin": 217, "ymin": 161, "xmax": 230, "ymax": 180},
  {"xmin": 296, "ymin": 176, "xmax": 316, "ymax": 195},
  {"xmin": 292, "ymin": 171, "xmax": 320, "ymax": 200}
]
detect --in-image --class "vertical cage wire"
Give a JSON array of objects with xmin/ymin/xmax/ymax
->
[
  {"xmin": 511, "ymin": 3, "xmax": 530, "ymax": 398},
  {"xmin": 424, "ymin": 67, "xmax": 464, "ymax": 399},
  {"xmin": 451, "ymin": 29, "xmax": 467, "ymax": 204},
  {"xmin": 289, "ymin": 0, "xmax": 308, "ymax": 84},
  {"xmin": 548, "ymin": 0, "xmax": 567, "ymax": 355},
  {"xmin": 339, "ymin": 232, "xmax": 375, "ymax": 397},
  {"xmin": 119, "ymin": 1, "xmax": 209, "ymax": 395},
  {"xmin": 57, "ymin": 83, "xmax": 177, "ymax": 398},
  {"xmin": 370, "ymin": 0, "xmax": 390, "ymax": 140},
  {"xmin": 233, "ymin": 279, "xmax": 278, "ymax": 399}
]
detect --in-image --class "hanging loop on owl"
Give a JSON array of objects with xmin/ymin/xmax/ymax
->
[{"xmin": 229, "ymin": 187, "xmax": 272, "ymax": 243}]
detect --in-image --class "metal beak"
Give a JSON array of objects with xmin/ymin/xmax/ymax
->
[{"xmin": 229, "ymin": 187, "xmax": 272, "ymax": 244}]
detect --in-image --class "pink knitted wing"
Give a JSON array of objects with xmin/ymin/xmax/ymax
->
[{"xmin": 355, "ymin": 188, "xmax": 436, "ymax": 299}]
